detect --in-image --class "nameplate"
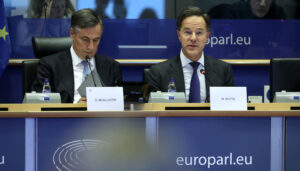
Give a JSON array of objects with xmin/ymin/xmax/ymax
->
[
  {"xmin": 86, "ymin": 87, "xmax": 124, "ymax": 111},
  {"xmin": 210, "ymin": 87, "xmax": 247, "ymax": 111}
]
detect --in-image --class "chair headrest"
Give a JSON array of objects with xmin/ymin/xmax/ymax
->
[
  {"xmin": 32, "ymin": 37, "xmax": 73, "ymax": 58},
  {"xmin": 143, "ymin": 68, "xmax": 151, "ymax": 83}
]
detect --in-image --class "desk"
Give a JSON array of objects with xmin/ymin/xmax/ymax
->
[
  {"xmin": 8, "ymin": 59, "xmax": 270, "ymax": 66},
  {"xmin": 0, "ymin": 103, "xmax": 299, "ymax": 171}
]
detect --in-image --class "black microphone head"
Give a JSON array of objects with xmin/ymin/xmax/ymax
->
[
  {"xmin": 200, "ymin": 69, "xmax": 205, "ymax": 75},
  {"xmin": 85, "ymin": 56, "xmax": 90, "ymax": 61}
]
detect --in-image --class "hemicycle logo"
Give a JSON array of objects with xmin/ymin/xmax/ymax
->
[
  {"xmin": 52, "ymin": 139, "xmax": 108, "ymax": 171},
  {"xmin": 0, "ymin": 155, "xmax": 5, "ymax": 166}
]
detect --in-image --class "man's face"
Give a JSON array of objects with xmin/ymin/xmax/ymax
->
[
  {"xmin": 250, "ymin": 0, "xmax": 272, "ymax": 18},
  {"xmin": 49, "ymin": 0, "xmax": 66, "ymax": 18},
  {"xmin": 70, "ymin": 24, "xmax": 102, "ymax": 60},
  {"xmin": 177, "ymin": 16, "xmax": 210, "ymax": 61}
]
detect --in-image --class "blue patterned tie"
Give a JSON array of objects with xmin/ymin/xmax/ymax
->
[
  {"xmin": 82, "ymin": 61, "xmax": 90, "ymax": 81},
  {"xmin": 189, "ymin": 62, "xmax": 200, "ymax": 103}
]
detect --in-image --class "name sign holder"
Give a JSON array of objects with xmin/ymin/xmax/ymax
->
[
  {"xmin": 210, "ymin": 87, "xmax": 247, "ymax": 111},
  {"xmin": 86, "ymin": 87, "xmax": 124, "ymax": 111}
]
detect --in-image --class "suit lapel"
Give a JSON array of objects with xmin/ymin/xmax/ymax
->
[
  {"xmin": 204, "ymin": 55, "xmax": 216, "ymax": 97},
  {"xmin": 94, "ymin": 55, "xmax": 107, "ymax": 85},
  {"xmin": 61, "ymin": 51, "xmax": 75, "ymax": 101},
  {"xmin": 169, "ymin": 56, "xmax": 185, "ymax": 92}
]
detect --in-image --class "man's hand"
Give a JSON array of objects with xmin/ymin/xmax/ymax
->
[{"xmin": 77, "ymin": 97, "xmax": 87, "ymax": 103}]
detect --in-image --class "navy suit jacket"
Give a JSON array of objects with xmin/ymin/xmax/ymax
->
[
  {"xmin": 147, "ymin": 55, "xmax": 234, "ymax": 102},
  {"xmin": 32, "ymin": 50, "xmax": 122, "ymax": 103}
]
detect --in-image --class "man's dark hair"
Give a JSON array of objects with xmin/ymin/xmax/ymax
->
[
  {"xmin": 176, "ymin": 6, "xmax": 211, "ymax": 32},
  {"xmin": 71, "ymin": 8, "xmax": 104, "ymax": 33}
]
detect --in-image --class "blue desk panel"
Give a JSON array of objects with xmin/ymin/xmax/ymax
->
[
  {"xmin": 0, "ymin": 118, "xmax": 25, "ymax": 171},
  {"xmin": 158, "ymin": 117, "xmax": 271, "ymax": 171},
  {"xmin": 37, "ymin": 118, "xmax": 146, "ymax": 171},
  {"xmin": 286, "ymin": 117, "xmax": 300, "ymax": 171},
  {"xmin": 0, "ymin": 115, "xmax": 284, "ymax": 171}
]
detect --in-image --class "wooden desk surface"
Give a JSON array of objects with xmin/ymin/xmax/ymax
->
[
  {"xmin": 1, "ymin": 103, "xmax": 300, "ymax": 117},
  {"xmin": 8, "ymin": 59, "xmax": 270, "ymax": 66}
]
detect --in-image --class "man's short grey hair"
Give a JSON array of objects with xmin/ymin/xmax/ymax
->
[{"xmin": 71, "ymin": 8, "xmax": 104, "ymax": 34}]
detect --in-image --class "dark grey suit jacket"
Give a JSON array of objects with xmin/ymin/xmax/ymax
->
[
  {"xmin": 32, "ymin": 50, "xmax": 122, "ymax": 103},
  {"xmin": 147, "ymin": 55, "xmax": 234, "ymax": 102}
]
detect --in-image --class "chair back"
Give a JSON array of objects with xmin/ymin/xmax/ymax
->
[
  {"xmin": 142, "ymin": 68, "xmax": 151, "ymax": 101},
  {"xmin": 143, "ymin": 68, "xmax": 151, "ymax": 83},
  {"xmin": 270, "ymin": 58, "xmax": 300, "ymax": 102},
  {"xmin": 22, "ymin": 60, "xmax": 39, "ymax": 96},
  {"xmin": 32, "ymin": 37, "xmax": 72, "ymax": 58}
]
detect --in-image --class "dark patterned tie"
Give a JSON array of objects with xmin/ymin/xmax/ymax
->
[
  {"xmin": 82, "ymin": 61, "xmax": 90, "ymax": 81},
  {"xmin": 189, "ymin": 62, "xmax": 200, "ymax": 103}
]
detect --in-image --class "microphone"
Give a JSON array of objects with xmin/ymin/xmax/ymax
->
[
  {"xmin": 200, "ymin": 68, "xmax": 212, "ymax": 103},
  {"xmin": 200, "ymin": 69, "xmax": 205, "ymax": 75},
  {"xmin": 85, "ymin": 56, "xmax": 97, "ymax": 87}
]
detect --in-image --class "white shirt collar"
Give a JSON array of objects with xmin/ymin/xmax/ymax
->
[
  {"xmin": 71, "ymin": 45, "xmax": 84, "ymax": 67},
  {"xmin": 180, "ymin": 49, "xmax": 205, "ymax": 67},
  {"xmin": 70, "ymin": 45, "xmax": 95, "ymax": 67}
]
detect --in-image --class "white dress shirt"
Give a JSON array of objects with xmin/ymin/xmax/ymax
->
[
  {"xmin": 180, "ymin": 50, "xmax": 206, "ymax": 103},
  {"xmin": 70, "ymin": 46, "xmax": 96, "ymax": 103}
]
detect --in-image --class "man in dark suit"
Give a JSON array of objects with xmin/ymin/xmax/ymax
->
[
  {"xmin": 147, "ymin": 6, "xmax": 233, "ymax": 103},
  {"xmin": 32, "ymin": 9, "xmax": 122, "ymax": 103}
]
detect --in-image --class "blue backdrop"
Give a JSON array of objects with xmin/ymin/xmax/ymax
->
[
  {"xmin": 1, "ymin": 18, "xmax": 298, "ymax": 103},
  {"xmin": 6, "ymin": 18, "xmax": 300, "ymax": 59}
]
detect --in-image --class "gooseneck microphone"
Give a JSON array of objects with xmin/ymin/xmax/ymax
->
[
  {"xmin": 200, "ymin": 68, "xmax": 212, "ymax": 85},
  {"xmin": 85, "ymin": 56, "xmax": 97, "ymax": 87},
  {"xmin": 200, "ymin": 68, "xmax": 212, "ymax": 103},
  {"xmin": 200, "ymin": 69, "xmax": 205, "ymax": 75}
]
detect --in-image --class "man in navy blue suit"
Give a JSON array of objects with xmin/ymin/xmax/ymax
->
[{"xmin": 147, "ymin": 6, "xmax": 233, "ymax": 102}]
